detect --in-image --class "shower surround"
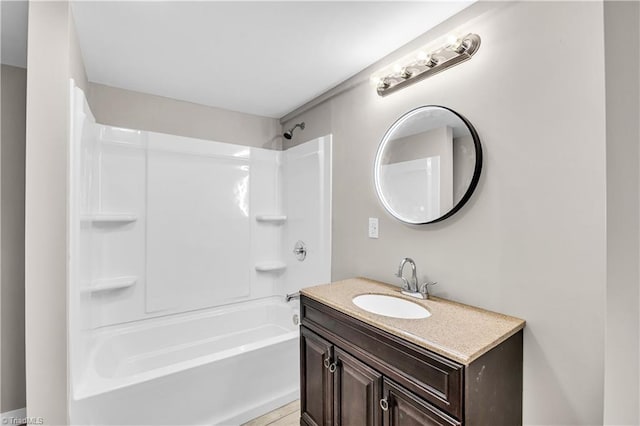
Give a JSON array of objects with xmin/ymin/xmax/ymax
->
[{"xmin": 68, "ymin": 83, "xmax": 332, "ymax": 425}]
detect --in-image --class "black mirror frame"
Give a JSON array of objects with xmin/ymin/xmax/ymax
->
[{"xmin": 373, "ymin": 105, "xmax": 483, "ymax": 225}]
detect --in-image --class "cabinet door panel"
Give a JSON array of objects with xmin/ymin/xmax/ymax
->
[
  {"xmin": 383, "ymin": 379, "xmax": 460, "ymax": 426},
  {"xmin": 301, "ymin": 326, "xmax": 334, "ymax": 426},
  {"xmin": 334, "ymin": 348, "xmax": 382, "ymax": 426}
]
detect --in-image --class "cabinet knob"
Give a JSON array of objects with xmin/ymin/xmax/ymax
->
[
  {"xmin": 323, "ymin": 357, "xmax": 330, "ymax": 369},
  {"xmin": 379, "ymin": 398, "xmax": 389, "ymax": 411}
]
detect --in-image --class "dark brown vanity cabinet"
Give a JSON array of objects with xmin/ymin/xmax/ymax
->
[{"xmin": 300, "ymin": 295, "xmax": 523, "ymax": 426}]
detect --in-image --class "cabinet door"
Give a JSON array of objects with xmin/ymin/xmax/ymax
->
[
  {"xmin": 301, "ymin": 326, "xmax": 334, "ymax": 426},
  {"xmin": 333, "ymin": 348, "xmax": 383, "ymax": 426},
  {"xmin": 382, "ymin": 379, "xmax": 461, "ymax": 426}
]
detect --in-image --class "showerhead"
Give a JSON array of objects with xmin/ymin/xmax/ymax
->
[{"xmin": 283, "ymin": 122, "xmax": 305, "ymax": 140}]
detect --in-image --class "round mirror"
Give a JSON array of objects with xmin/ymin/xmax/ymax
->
[{"xmin": 374, "ymin": 106, "xmax": 482, "ymax": 224}]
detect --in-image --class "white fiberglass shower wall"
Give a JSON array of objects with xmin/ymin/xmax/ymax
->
[{"xmin": 68, "ymin": 83, "xmax": 332, "ymax": 425}]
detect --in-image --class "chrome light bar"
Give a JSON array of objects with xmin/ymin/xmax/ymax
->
[{"xmin": 374, "ymin": 33, "xmax": 481, "ymax": 97}]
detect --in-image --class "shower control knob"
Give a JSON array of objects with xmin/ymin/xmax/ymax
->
[{"xmin": 293, "ymin": 240, "xmax": 307, "ymax": 261}]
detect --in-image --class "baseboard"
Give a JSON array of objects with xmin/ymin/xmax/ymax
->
[{"xmin": 1, "ymin": 407, "xmax": 26, "ymax": 424}]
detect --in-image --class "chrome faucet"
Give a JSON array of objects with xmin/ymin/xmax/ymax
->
[
  {"xmin": 396, "ymin": 258, "xmax": 418, "ymax": 293},
  {"xmin": 396, "ymin": 258, "xmax": 437, "ymax": 300},
  {"xmin": 285, "ymin": 292, "xmax": 300, "ymax": 302}
]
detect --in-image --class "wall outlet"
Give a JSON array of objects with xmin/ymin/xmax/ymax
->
[{"xmin": 368, "ymin": 217, "xmax": 379, "ymax": 238}]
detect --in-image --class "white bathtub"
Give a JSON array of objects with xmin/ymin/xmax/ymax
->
[{"xmin": 70, "ymin": 297, "xmax": 300, "ymax": 425}]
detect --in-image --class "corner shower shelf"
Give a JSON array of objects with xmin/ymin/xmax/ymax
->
[
  {"xmin": 255, "ymin": 261, "xmax": 287, "ymax": 272},
  {"xmin": 255, "ymin": 215, "xmax": 287, "ymax": 223},
  {"xmin": 81, "ymin": 276, "xmax": 138, "ymax": 294},
  {"xmin": 80, "ymin": 213, "xmax": 138, "ymax": 224}
]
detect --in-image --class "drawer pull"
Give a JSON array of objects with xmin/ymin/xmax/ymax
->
[
  {"xmin": 324, "ymin": 357, "xmax": 330, "ymax": 369},
  {"xmin": 329, "ymin": 362, "xmax": 337, "ymax": 373},
  {"xmin": 380, "ymin": 398, "xmax": 389, "ymax": 411}
]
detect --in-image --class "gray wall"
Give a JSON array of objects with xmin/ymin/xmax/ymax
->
[
  {"xmin": 25, "ymin": 2, "xmax": 88, "ymax": 423},
  {"xmin": 1, "ymin": 64, "xmax": 26, "ymax": 413},
  {"xmin": 87, "ymin": 83, "xmax": 283, "ymax": 149},
  {"xmin": 603, "ymin": 1, "xmax": 640, "ymax": 424},
  {"xmin": 283, "ymin": 2, "xmax": 607, "ymax": 424}
]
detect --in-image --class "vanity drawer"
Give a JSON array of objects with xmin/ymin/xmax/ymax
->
[{"xmin": 301, "ymin": 296, "xmax": 464, "ymax": 420}]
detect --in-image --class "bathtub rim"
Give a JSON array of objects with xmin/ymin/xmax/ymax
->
[{"xmin": 86, "ymin": 295, "xmax": 296, "ymax": 336}]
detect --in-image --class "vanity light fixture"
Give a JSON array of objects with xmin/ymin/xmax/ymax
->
[{"xmin": 373, "ymin": 33, "xmax": 481, "ymax": 97}]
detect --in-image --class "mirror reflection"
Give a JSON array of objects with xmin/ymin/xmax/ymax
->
[{"xmin": 374, "ymin": 106, "xmax": 482, "ymax": 224}]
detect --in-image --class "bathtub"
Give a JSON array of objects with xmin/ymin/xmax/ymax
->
[{"xmin": 70, "ymin": 297, "xmax": 300, "ymax": 425}]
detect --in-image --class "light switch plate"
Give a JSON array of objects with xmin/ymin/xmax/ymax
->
[{"xmin": 368, "ymin": 217, "xmax": 379, "ymax": 238}]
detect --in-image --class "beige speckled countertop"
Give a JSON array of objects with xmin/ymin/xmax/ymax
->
[{"xmin": 301, "ymin": 277, "xmax": 525, "ymax": 365}]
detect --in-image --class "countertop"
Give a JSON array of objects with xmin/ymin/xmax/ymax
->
[{"xmin": 300, "ymin": 277, "xmax": 525, "ymax": 365}]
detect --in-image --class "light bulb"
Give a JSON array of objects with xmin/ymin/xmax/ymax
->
[
  {"xmin": 392, "ymin": 63, "xmax": 403, "ymax": 74},
  {"xmin": 379, "ymin": 77, "xmax": 391, "ymax": 89},
  {"xmin": 369, "ymin": 75, "xmax": 382, "ymax": 86},
  {"xmin": 446, "ymin": 33, "xmax": 468, "ymax": 53},
  {"xmin": 416, "ymin": 51, "xmax": 428, "ymax": 61},
  {"xmin": 400, "ymin": 67, "xmax": 412, "ymax": 78},
  {"xmin": 446, "ymin": 34, "xmax": 459, "ymax": 46}
]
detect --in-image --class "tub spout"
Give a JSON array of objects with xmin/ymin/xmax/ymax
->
[{"xmin": 285, "ymin": 292, "xmax": 300, "ymax": 302}]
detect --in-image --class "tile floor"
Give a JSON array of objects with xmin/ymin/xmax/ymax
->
[{"xmin": 242, "ymin": 400, "xmax": 300, "ymax": 426}]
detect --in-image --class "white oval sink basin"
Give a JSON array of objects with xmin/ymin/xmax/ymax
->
[{"xmin": 352, "ymin": 294, "xmax": 431, "ymax": 319}]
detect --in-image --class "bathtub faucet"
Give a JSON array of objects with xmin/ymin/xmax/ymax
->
[{"xmin": 285, "ymin": 292, "xmax": 300, "ymax": 302}]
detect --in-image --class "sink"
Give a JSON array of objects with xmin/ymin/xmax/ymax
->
[{"xmin": 352, "ymin": 294, "xmax": 431, "ymax": 319}]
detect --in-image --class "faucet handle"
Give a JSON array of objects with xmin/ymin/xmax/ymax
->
[{"xmin": 419, "ymin": 281, "xmax": 437, "ymax": 294}]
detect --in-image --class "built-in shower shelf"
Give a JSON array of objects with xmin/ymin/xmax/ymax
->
[
  {"xmin": 81, "ymin": 276, "xmax": 138, "ymax": 294},
  {"xmin": 255, "ymin": 261, "xmax": 287, "ymax": 272},
  {"xmin": 80, "ymin": 213, "xmax": 138, "ymax": 224},
  {"xmin": 255, "ymin": 214, "xmax": 287, "ymax": 223}
]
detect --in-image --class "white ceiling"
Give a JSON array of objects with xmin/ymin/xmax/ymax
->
[
  {"xmin": 1, "ymin": 0, "xmax": 29, "ymax": 68},
  {"xmin": 0, "ymin": 1, "xmax": 472, "ymax": 117},
  {"xmin": 72, "ymin": 1, "xmax": 472, "ymax": 118}
]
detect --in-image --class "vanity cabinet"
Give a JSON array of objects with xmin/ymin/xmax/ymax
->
[{"xmin": 300, "ymin": 295, "xmax": 523, "ymax": 426}]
